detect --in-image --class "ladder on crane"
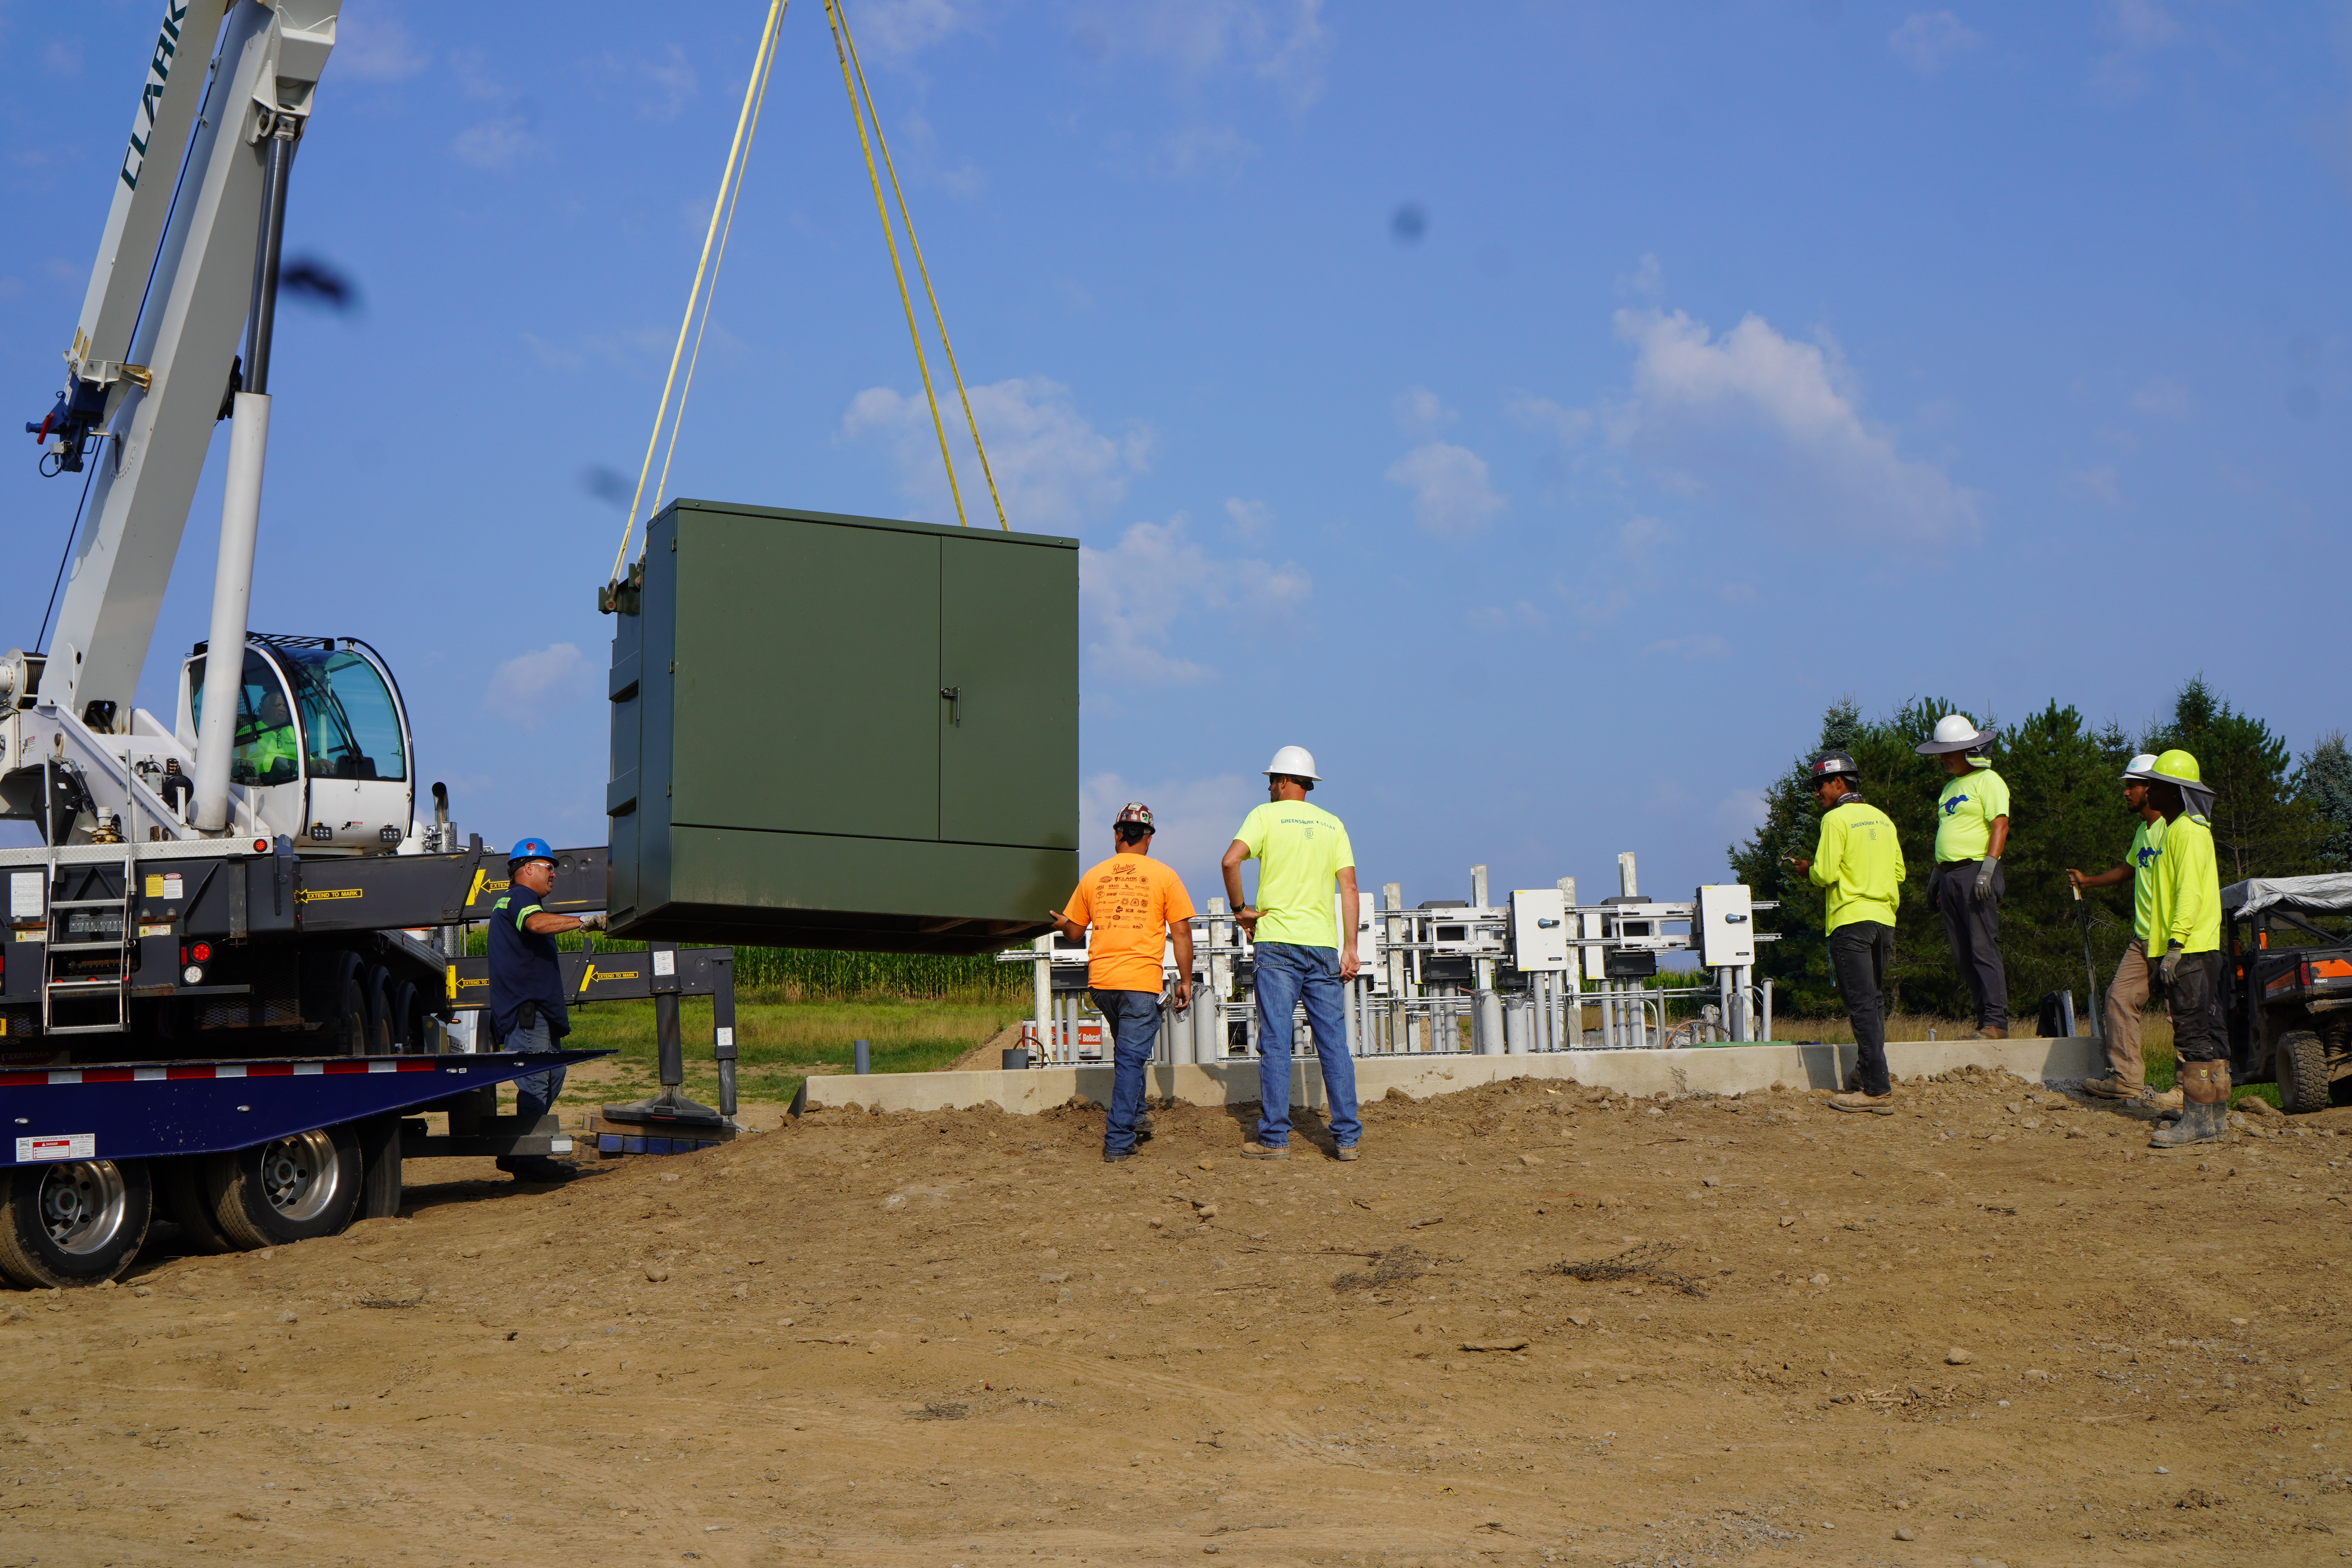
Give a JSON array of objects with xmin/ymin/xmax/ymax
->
[{"xmin": 42, "ymin": 848, "xmax": 138, "ymax": 1037}]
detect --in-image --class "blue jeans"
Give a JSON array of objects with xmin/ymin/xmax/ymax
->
[
  {"xmin": 1093, "ymin": 988, "xmax": 1163, "ymax": 1155},
  {"xmin": 1252, "ymin": 942, "xmax": 1359, "ymax": 1149},
  {"xmin": 506, "ymin": 1016, "xmax": 566, "ymax": 1124}
]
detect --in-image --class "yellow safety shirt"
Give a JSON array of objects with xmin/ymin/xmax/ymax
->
[
  {"xmin": 1808, "ymin": 797, "xmax": 1905, "ymax": 932},
  {"xmin": 2148, "ymin": 811, "xmax": 2221, "ymax": 956},
  {"xmin": 2126, "ymin": 816, "xmax": 2166, "ymax": 943},
  {"xmin": 1934, "ymin": 765, "xmax": 2010, "ymax": 863}
]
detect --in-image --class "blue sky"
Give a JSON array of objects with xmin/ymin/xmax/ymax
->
[{"xmin": 3, "ymin": 0, "xmax": 2347, "ymax": 916}]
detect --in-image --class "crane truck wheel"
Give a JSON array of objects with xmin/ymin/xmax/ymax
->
[
  {"xmin": 2276, "ymin": 1029, "xmax": 2330, "ymax": 1116},
  {"xmin": 203, "ymin": 1122, "xmax": 363, "ymax": 1248},
  {"xmin": 387, "ymin": 977, "xmax": 422, "ymax": 1054},
  {"xmin": 326, "ymin": 952, "xmax": 368, "ymax": 1056},
  {"xmin": 363, "ymin": 963, "xmax": 396, "ymax": 1054},
  {"xmin": 0, "ymin": 1158, "xmax": 153, "ymax": 1289},
  {"xmin": 355, "ymin": 1113, "xmax": 404, "ymax": 1221}
]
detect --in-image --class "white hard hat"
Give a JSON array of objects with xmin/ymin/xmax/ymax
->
[
  {"xmin": 1913, "ymin": 713, "xmax": 1997, "ymax": 756},
  {"xmin": 1263, "ymin": 744, "xmax": 1321, "ymax": 781},
  {"xmin": 2121, "ymin": 752, "xmax": 2160, "ymax": 781}
]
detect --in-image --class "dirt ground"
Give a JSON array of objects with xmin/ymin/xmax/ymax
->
[{"xmin": 7, "ymin": 1066, "xmax": 2352, "ymax": 1568}]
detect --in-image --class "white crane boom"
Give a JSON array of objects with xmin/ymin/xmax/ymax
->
[{"xmin": 44, "ymin": 0, "xmax": 339, "ymax": 731}]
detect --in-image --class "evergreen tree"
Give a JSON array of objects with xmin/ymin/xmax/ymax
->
[
  {"xmin": 2299, "ymin": 731, "xmax": 2352, "ymax": 873},
  {"xmin": 2140, "ymin": 676, "xmax": 2321, "ymax": 883}
]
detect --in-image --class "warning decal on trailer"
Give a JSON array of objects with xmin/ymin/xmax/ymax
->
[{"xmin": 15, "ymin": 1134, "xmax": 95, "ymax": 1162}]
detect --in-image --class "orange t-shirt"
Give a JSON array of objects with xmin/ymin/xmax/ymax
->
[{"xmin": 1062, "ymin": 853, "xmax": 1195, "ymax": 994}]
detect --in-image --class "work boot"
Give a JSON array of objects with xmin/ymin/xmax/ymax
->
[
  {"xmin": 1982, "ymin": 1025, "xmax": 2008, "ymax": 1041},
  {"xmin": 2083, "ymin": 1075, "xmax": 2143, "ymax": 1100},
  {"xmin": 1827, "ymin": 1090, "xmax": 1896, "ymax": 1116},
  {"xmin": 2140, "ymin": 1086, "xmax": 2184, "ymax": 1113},
  {"xmin": 2148, "ymin": 1098, "xmax": 2227, "ymax": 1148},
  {"xmin": 1240, "ymin": 1141, "xmax": 1290, "ymax": 1160},
  {"xmin": 1332, "ymin": 1145, "xmax": 1361, "ymax": 1162}
]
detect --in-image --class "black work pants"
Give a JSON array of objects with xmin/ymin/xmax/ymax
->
[
  {"xmin": 1936, "ymin": 859, "xmax": 2007, "ymax": 1029},
  {"xmin": 1830, "ymin": 920, "xmax": 1895, "ymax": 1097},
  {"xmin": 2162, "ymin": 949, "xmax": 2229, "ymax": 1063}
]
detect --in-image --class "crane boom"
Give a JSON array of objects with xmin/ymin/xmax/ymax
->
[{"xmin": 43, "ymin": 0, "xmax": 339, "ymax": 731}]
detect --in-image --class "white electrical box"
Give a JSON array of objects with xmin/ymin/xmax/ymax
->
[
  {"xmin": 1697, "ymin": 884, "xmax": 1755, "ymax": 968},
  {"xmin": 1510, "ymin": 888, "xmax": 1570, "ymax": 971}
]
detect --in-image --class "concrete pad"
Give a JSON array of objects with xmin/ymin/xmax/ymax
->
[{"xmin": 800, "ymin": 1035, "xmax": 2106, "ymax": 1115}]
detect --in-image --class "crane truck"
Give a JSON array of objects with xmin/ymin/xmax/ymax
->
[{"xmin": 2, "ymin": 0, "xmax": 731, "ymax": 1289}]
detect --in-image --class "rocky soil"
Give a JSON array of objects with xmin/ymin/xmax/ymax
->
[{"xmin": 4, "ymin": 1065, "xmax": 2350, "ymax": 1566}]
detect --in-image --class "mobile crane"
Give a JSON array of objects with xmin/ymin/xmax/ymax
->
[{"xmin": 0, "ymin": 0, "xmax": 735, "ymax": 1289}]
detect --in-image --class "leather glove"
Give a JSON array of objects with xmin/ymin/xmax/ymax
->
[
  {"xmin": 577, "ymin": 912, "xmax": 607, "ymax": 933},
  {"xmin": 1972, "ymin": 855, "xmax": 1999, "ymax": 903},
  {"xmin": 2160, "ymin": 941, "xmax": 2183, "ymax": 984}
]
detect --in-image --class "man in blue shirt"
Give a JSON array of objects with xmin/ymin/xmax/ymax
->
[{"xmin": 488, "ymin": 837, "xmax": 604, "ymax": 1182}]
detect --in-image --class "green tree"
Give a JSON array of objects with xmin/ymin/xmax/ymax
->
[
  {"xmin": 2140, "ymin": 676, "xmax": 2321, "ymax": 883},
  {"xmin": 2299, "ymin": 731, "xmax": 2352, "ymax": 873}
]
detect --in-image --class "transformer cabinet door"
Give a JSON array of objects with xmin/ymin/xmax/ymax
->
[
  {"xmin": 938, "ymin": 533, "xmax": 1077, "ymax": 852},
  {"xmin": 671, "ymin": 511, "xmax": 942, "ymax": 842}
]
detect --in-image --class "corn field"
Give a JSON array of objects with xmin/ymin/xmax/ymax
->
[{"xmin": 461, "ymin": 928, "xmax": 1029, "ymax": 1004}]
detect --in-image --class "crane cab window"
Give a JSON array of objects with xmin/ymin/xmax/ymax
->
[
  {"xmin": 188, "ymin": 650, "xmax": 301, "ymax": 786},
  {"xmin": 277, "ymin": 644, "xmax": 407, "ymax": 782}
]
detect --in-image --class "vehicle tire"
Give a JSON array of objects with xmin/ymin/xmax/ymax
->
[
  {"xmin": 327, "ymin": 952, "xmax": 367, "ymax": 1056},
  {"xmin": 355, "ymin": 1114, "xmax": 403, "ymax": 1221},
  {"xmin": 154, "ymin": 1156, "xmax": 236, "ymax": 1255},
  {"xmin": 388, "ymin": 980, "xmax": 422, "ymax": 1054},
  {"xmin": 2276, "ymin": 1028, "xmax": 2330, "ymax": 1115},
  {"xmin": 362, "ymin": 964, "xmax": 395, "ymax": 1055},
  {"xmin": 0, "ymin": 1159, "xmax": 152, "ymax": 1288},
  {"xmin": 203, "ymin": 1122, "xmax": 363, "ymax": 1249}
]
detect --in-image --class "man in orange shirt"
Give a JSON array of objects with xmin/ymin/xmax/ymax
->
[{"xmin": 1051, "ymin": 803, "xmax": 1196, "ymax": 1163}]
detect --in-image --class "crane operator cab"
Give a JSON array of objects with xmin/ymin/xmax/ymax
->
[{"xmin": 176, "ymin": 634, "xmax": 415, "ymax": 853}]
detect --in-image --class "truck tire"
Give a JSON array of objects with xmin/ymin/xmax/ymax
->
[
  {"xmin": 327, "ymin": 952, "xmax": 367, "ymax": 1056},
  {"xmin": 0, "ymin": 1159, "xmax": 152, "ymax": 1288},
  {"xmin": 388, "ymin": 980, "xmax": 422, "ymax": 1054},
  {"xmin": 204, "ymin": 1123, "xmax": 363, "ymax": 1248},
  {"xmin": 355, "ymin": 1114, "xmax": 404, "ymax": 1221},
  {"xmin": 363, "ymin": 963, "xmax": 395, "ymax": 1054},
  {"xmin": 2277, "ymin": 1029, "xmax": 2330, "ymax": 1115},
  {"xmin": 155, "ymin": 1156, "xmax": 237, "ymax": 1255}
]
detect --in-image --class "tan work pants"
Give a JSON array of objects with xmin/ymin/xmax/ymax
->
[{"xmin": 2103, "ymin": 938, "xmax": 2151, "ymax": 1086}]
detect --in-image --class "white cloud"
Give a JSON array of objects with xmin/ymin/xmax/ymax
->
[
  {"xmin": 842, "ymin": 377, "xmax": 1153, "ymax": 533},
  {"xmin": 1394, "ymin": 386, "xmax": 1455, "ymax": 436},
  {"xmin": 1082, "ymin": 513, "xmax": 1310, "ymax": 686},
  {"xmin": 2109, "ymin": 0, "xmax": 2178, "ymax": 49},
  {"xmin": 338, "ymin": 4, "xmax": 429, "ymax": 82},
  {"xmin": 1467, "ymin": 599, "xmax": 1544, "ymax": 631},
  {"xmin": 1713, "ymin": 788, "xmax": 1769, "ymax": 838},
  {"xmin": 1888, "ymin": 12, "xmax": 1981, "ymax": 73},
  {"xmin": 1078, "ymin": 770, "xmax": 1259, "ymax": 898},
  {"xmin": 1605, "ymin": 308, "xmax": 1979, "ymax": 547},
  {"xmin": 855, "ymin": 0, "xmax": 973, "ymax": 54},
  {"xmin": 1617, "ymin": 514, "xmax": 1674, "ymax": 570},
  {"xmin": 483, "ymin": 644, "xmax": 593, "ymax": 728},
  {"xmin": 1619, "ymin": 252, "xmax": 1666, "ymax": 298},
  {"xmin": 1385, "ymin": 441, "xmax": 1506, "ymax": 540},
  {"xmin": 1506, "ymin": 393, "xmax": 1592, "ymax": 446},
  {"xmin": 452, "ymin": 116, "xmax": 536, "ymax": 169},
  {"xmin": 1645, "ymin": 633, "xmax": 1729, "ymax": 660},
  {"xmin": 1158, "ymin": 124, "xmax": 1258, "ymax": 179},
  {"xmin": 2128, "ymin": 376, "xmax": 2191, "ymax": 419},
  {"xmin": 41, "ymin": 38, "xmax": 82, "ymax": 77},
  {"xmin": 1223, "ymin": 497, "xmax": 1274, "ymax": 540},
  {"xmin": 578, "ymin": 45, "xmax": 697, "ymax": 119},
  {"xmin": 2063, "ymin": 464, "xmax": 2124, "ymax": 506},
  {"xmin": 1078, "ymin": 0, "xmax": 1330, "ymax": 108}
]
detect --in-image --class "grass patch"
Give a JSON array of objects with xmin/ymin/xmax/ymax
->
[{"xmin": 558, "ymin": 995, "xmax": 1027, "ymax": 1105}]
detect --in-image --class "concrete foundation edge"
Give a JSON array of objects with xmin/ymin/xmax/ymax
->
[{"xmin": 800, "ymin": 1037, "xmax": 2107, "ymax": 1116}]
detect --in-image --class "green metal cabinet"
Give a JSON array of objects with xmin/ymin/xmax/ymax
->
[{"xmin": 604, "ymin": 500, "xmax": 1078, "ymax": 953}]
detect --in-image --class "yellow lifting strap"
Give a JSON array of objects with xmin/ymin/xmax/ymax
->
[
  {"xmin": 611, "ymin": 0, "xmax": 786, "ymax": 584},
  {"xmin": 609, "ymin": 0, "xmax": 1009, "ymax": 584},
  {"xmin": 827, "ymin": 0, "xmax": 1009, "ymax": 531}
]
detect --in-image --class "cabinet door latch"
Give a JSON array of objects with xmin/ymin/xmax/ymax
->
[{"xmin": 939, "ymin": 686, "xmax": 960, "ymax": 726}]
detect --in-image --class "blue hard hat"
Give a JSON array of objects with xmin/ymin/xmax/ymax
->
[{"xmin": 508, "ymin": 837, "xmax": 554, "ymax": 864}]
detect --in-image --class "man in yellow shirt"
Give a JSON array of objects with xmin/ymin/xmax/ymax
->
[
  {"xmin": 2065, "ymin": 755, "xmax": 2179, "ymax": 1108},
  {"xmin": 1789, "ymin": 750, "xmax": 1906, "ymax": 1114},
  {"xmin": 1916, "ymin": 713, "xmax": 2011, "ymax": 1039},
  {"xmin": 1221, "ymin": 746, "xmax": 1361, "ymax": 1161},
  {"xmin": 2141, "ymin": 751, "xmax": 2230, "ymax": 1149},
  {"xmin": 1054, "ymin": 804, "xmax": 1196, "ymax": 1163}
]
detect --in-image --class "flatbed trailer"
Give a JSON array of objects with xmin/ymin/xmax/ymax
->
[{"xmin": 0, "ymin": 836, "xmax": 739, "ymax": 1289}]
